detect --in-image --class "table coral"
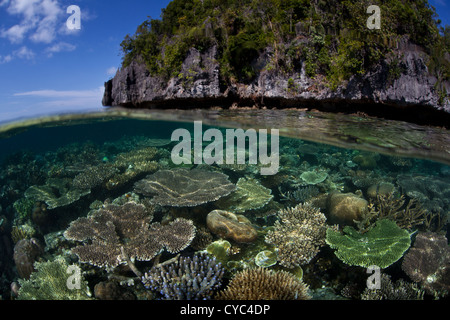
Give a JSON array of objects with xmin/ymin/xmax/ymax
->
[
  {"xmin": 326, "ymin": 219, "xmax": 412, "ymax": 269},
  {"xmin": 134, "ymin": 168, "xmax": 235, "ymax": 207},
  {"xmin": 216, "ymin": 177, "xmax": 273, "ymax": 213},
  {"xmin": 64, "ymin": 201, "xmax": 196, "ymax": 268}
]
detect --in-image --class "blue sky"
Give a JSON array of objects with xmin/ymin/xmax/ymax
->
[{"xmin": 0, "ymin": 0, "xmax": 448, "ymax": 123}]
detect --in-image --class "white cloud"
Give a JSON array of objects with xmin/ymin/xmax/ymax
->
[
  {"xmin": 0, "ymin": 0, "xmax": 64, "ymax": 44},
  {"xmin": 45, "ymin": 41, "xmax": 76, "ymax": 56},
  {"xmin": 14, "ymin": 45, "xmax": 35, "ymax": 59},
  {"xmin": 0, "ymin": 45, "xmax": 34, "ymax": 63},
  {"xmin": 106, "ymin": 67, "xmax": 117, "ymax": 76},
  {"xmin": 14, "ymin": 87, "xmax": 104, "ymax": 99},
  {"xmin": 1, "ymin": 24, "xmax": 30, "ymax": 43}
]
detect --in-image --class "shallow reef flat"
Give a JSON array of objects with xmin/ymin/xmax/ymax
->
[{"xmin": 0, "ymin": 109, "xmax": 448, "ymax": 301}]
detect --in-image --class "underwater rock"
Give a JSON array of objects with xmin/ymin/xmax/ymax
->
[
  {"xmin": 402, "ymin": 232, "xmax": 450, "ymax": 297},
  {"xmin": 134, "ymin": 168, "xmax": 235, "ymax": 207},
  {"xmin": 94, "ymin": 281, "xmax": 135, "ymax": 300},
  {"xmin": 13, "ymin": 238, "xmax": 44, "ymax": 279},
  {"xmin": 327, "ymin": 192, "xmax": 369, "ymax": 226},
  {"xmin": 326, "ymin": 219, "xmax": 412, "ymax": 269},
  {"xmin": 216, "ymin": 177, "xmax": 273, "ymax": 213},
  {"xmin": 206, "ymin": 210, "xmax": 258, "ymax": 243}
]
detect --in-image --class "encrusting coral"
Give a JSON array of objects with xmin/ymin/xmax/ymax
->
[
  {"xmin": 142, "ymin": 253, "xmax": 224, "ymax": 300},
  {"xmin": 64, "ymin": 201, "xmax": 196, "ymax": 268},
  {"xmin": 134, "ymin": 168, "xmax": 235, "ymax": 207},
  {"xmin": 215, "ymin": 267, "xmax": 310, "ymax": 300},
  {"xmin": 265, "ymin": 203, "xmax": 331, "ymax": 268},
  {"xmin": 401, "ymin": 231, "xmax": 450, "ymax": 297},
  {"xmin": 206, "ymin": 210, "xmax": 258, "ymax": 243}
]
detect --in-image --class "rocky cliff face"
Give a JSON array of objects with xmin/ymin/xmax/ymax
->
[{"xmin": 103, "ymin": 42, "xmax": 450, "ymax": 125}]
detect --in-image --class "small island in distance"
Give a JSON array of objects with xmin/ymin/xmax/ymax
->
[{"xmin": 102, "ymin": 0, "xmax": 450, "ymax": 127}]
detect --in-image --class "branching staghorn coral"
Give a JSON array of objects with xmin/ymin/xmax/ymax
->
[
  {"xmin": 265, "ymin": 203, "xmax": 332, "ymax": 268},
  {"xmin": 355, "ymin": 193, "xmax": 429, "ymax": 233},
  {"xmin": 64, "ymin": 201, "xmax": 196, "ymax": 268},
  {"xmin": 142, "ymin": 253, "xmax": 224, "ymax": 300}
]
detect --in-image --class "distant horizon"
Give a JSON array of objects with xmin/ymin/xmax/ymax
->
[{"xmin": 0, "ymin": 0, "xmax": 448, "ymax": 124}]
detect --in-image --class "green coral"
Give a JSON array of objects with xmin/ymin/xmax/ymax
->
[
  {"xmin": 17, "ymin": 258, "xmax": 92, "ymax": 300},
  {"xmin": 217, "ymin": 177, "xmax": 273, "ymax": 213},
  {"xmin": 326, "ymin": 219, "xmax": 412, "ymax": 269},
  {"xmin": 13, "ymin": 198, "xmax": 35, "ymax": 221},
  {"xmin": 300, "ymin": 170, "xmax": 328, "ymax": 185}
]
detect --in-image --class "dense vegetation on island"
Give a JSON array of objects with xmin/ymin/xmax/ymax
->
[{"xmin": 119, "ymin": 0, "xmax": 449, "ymax": 99}]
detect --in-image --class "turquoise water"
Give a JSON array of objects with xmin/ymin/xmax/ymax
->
[{"xmin": 0, "ymin": 108, "xmax": 448, "ymax": 300}]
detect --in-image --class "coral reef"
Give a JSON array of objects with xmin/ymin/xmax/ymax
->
[
  {"xmin": 24, "ymin": 178, "xmax": 90, "ymax": 210},
  {"xmin": 254, "ymin": 250, "xmax": 278, "ymax": 268},
  {"xmin": 64, "ymin": 201, "xmax": 195, "ymax": 267},
  {"xmin": 265, "ymin": 203, "xmax": 330, "ymax": 268},
  {"xmin": 361, "ymin": 274, "xmax": 424, "ymax": 300},
  {"xmin": 142, "ymin": 253, "xmax": 224, "ymax": 300},
  {"xmin": 13, "ymin": 238, "xmax": 43, "ymax": 279},
  {"xmin": 94, "ymin": 281, "xmax": 135, "ymax": 300},
  {"xmin": 401, "ymin": 232, "xmax": 450, "ymax": 297},
  {"xmin": 300, "ymin": 170, "xmax": 328, "ymax": 185},
  {"xmin": 356, "ymin": 193, "xmax": 429, "ymax": 232},
  {"xmin": 134, "ymin": 168, "xmax": 235, "ymax": 207},
  {"xmin": 206, "ymin": 210, "xmax": 258, "ymax": 243},
  {"xmin": 72, "ymin": 164, "xmax": 118, "ymax": 189},
  {"xmin": 326, "ymin": 192, "xmax": 369, "ymax": 226},
  {"xmin": 326, "ymin": 219, "xmax": 412, "ymax": 269},
  {"xmin": 17, "ymin": 258, "xmax": 92, "ymax": 300},
  {"xmin": 397, "ymin": 175, "xmax": 450, "ymax": 213},
  {"xmin": 106, "ymin": 147, "xmax": 160, "ymax": 190},
  {"xmin": 216, "ymin": 267, "xmax": 310, "ymax": 300},
  {"xmin": 216, "ymin": 177, "xmax": 273, "ymax": 213}
]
